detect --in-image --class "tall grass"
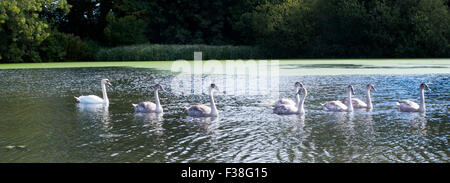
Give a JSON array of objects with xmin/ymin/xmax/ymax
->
[{"xmin": 95, "ymin": 44, "xmax": 274, "ymax": 61}]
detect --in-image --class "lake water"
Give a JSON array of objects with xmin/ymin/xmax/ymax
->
[{"xmin": 0, "ymin": 60, "xmax": 448, "ymax": 162}]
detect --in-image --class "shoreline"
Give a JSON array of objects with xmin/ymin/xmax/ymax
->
[{"xmin": 0, "ymin": 59, "xmax": 449, "ymax": 76}]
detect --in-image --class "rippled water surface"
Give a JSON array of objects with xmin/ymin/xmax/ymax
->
[{"xmin": 0, "ymin": 62, "xmax": 449, "ymax": 162}]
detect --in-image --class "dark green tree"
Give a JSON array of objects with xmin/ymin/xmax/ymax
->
[
  {"xmin": 0, "ymin": 0, "xmax": 70, "ymax": 62},
  {"xmin": 103, "ymin": 12, "xmax": 148, "ymax": 46}
]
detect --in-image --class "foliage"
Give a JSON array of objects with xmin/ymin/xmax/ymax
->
[
  {"xmin": 39, "ymin": 30, "xmax": 98, "ymax": 61},
  {"xmin": 96, "ymin": 44, "xmax": 270, "ymax": 61},
  {"xmin": 57, "ymin": 0, "xmax": 111, "ymax": 40},
  {"xmin": 1, "ymin": 0, "xmax": 449, "ymax": 62},
  {"xmin": 0, "ymin": 0, "xmax": 70, "ymax": 62},
  {"xmin": 103, "ymin": 12, "xmax": 148, "ymax": 46},
  {"xmin": 248, "ymin": 0, "xmax": 450, "ymax": 58}
]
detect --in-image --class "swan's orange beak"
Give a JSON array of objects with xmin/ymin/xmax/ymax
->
[{"xmin": 107, "ymin": 81, "xmax": 112, "ymax": 86}]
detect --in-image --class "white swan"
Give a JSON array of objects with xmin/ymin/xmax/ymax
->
[
  {"xmin": 186, "ymin": 84, "xmax": 220, "ymax": 117},
  {"xmin": 343, "ymin": 84, "xmax": 376, "ymax": 109},
  {"xmin": 273, "ymin": 82, "xmax": 307, "ymax": 115},
  {"xmin": 75, "ymin": 79, "xmax": 111, "ymax": 104},
  {"xmin": 397, "ymin": 83, "xmax": 430, "ymax": 112},
  {"xmin": 274, "ymin": 82, "xmax": 302, "ymax": 107},
  {"xmin": 132, "ymin": 84, "xmax": 165, "ymax": 113},
  {"xmin": 322, "ymin": 85, "xmax": 355, "ymax": 112}
]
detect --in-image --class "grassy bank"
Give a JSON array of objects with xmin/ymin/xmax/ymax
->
[{"xmin": 95, "ymin": 44, "xmax": 272, "ymax": 61}]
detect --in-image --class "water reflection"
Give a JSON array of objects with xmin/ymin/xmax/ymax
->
[
  {"xmin": 322, "ymin": 111, "xmax": 347, "ymax": 123},
  {"xmin": 287, "ymin": 114, "xmax": 305, "ymax": 132},
  {"xmin": 77, "ymin": 103, "xmax": 110, "ymax": 126},
  {"xmin": 398, "ymin": 112, "xmax": 428, "ymax": 136},
  {"xmin": 135, "ymin": 113, "xmax": 164, "ymax": 136},
  {"xmin": 357, "ymin": 112, "xmax": 375, "ymax": 136},
  {"xmin": 186, "ymin": 116, "xmax": 220, "ymax": 133},
  {"xmin": 76, "ymin": 103, "xmax": 117, "ymax": 143},
  {"xmin": 77, "ymin": 103, "xmax": 109, "ymax": 113}
]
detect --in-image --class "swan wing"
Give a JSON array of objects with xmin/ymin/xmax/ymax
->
[
  {"xmin": 274, "ymin": 98, "xmax": 296, "ymax": 107},
  {"xmin": 322, "ymin": 101, "xmax": 348, "ymax": 112},
  {"xmin": 273, "ymin": 104, "xmax": 298, "ymax": 115},
  {"xmin": 187, "ymin": 105, "xmax": 211, "ymax": 117},
  {"xmin": 134, "ymin": 101, "xmax": 156, "ymax": 113},
  {"xmin": 397, "ymin": 100, "xmax": 419, "ymax": 112},
  {"xmin": 77, "ymin": 95, "xmax": 104, "ymax": 104}
]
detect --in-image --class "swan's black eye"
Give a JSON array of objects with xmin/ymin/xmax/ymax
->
[{"xmin": 211, "ymin": 84, "xmax": 216, "ymax": 88}]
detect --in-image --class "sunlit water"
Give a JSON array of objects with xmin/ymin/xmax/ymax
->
[{"xmin": 0, "ymin": 62, "xmax": 448, "ymax": 162}]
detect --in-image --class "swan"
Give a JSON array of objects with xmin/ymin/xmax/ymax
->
[
  {"xmin": 186, "ymin": 84, "xmax": 220, "ymax": 117},
  {"xmin": 343, "ymin": 84, "xmax": 376, "ymax": 109},
  {"xmin": 132, "ymin": 84, "xmax": 165, "ymax": 113},
  {"xmin": 75, "ymin": 79, "xmax": 111, "ymax": 104},
  {"xmin": 274, "ymin": 82, "xmax": 302, "ymax": 107},
  {"xmin": 273, "ymin": 82, "xmax": 307, "ymax": 115},
  {"xmin": 322, "ymin": 85, "xmax": 355, "ymax": 112},
  {"xmin": 397, "ymin": 83, "xmax": 431, "ymax": 112}
]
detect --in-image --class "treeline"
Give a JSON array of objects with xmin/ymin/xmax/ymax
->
[{"xmin": 1, "ymin": 0, "xmax": 449, "ymax": 62}]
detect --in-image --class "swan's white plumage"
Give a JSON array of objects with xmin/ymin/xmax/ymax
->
[
  {"xmin": 274, "ymin": 98, "xmax": 296, "ymax": 107},
  {"xmin": 76, "ymin": 95, "xmax": 105, "ymax": 104},
  {"xmin": 187, "ymin": 104, "xmax": 213, "ymax": 117},
  {"xmin": 273, "ymin": 104, "xmax": 298, "ymax": 115},
  {"xmin": 186, "ymin": 84, "xmax": 219, "ymax": 117},
  {"xmin": 343, "ymin": 98, "xmax": 367, "ymax": 109},
  {"xmin": 76, "ymin": 79, "xmax": 110, "ymax": 104},
  {"xmin": 397, "ymin": 83, "xmax": 430, "ymax": 113},
  {"xmin": 342, "ymin": 84, "xmax": 375, "ymax": 109},
  {"xmin": 133, "ymin": 84, "xmax": 164, "ymax": 113},
  {"xmin": 397, "ymin": 100, "xmax": 420, "ymax": 112},
  {"xmin": 274, "ymin": 83, "xmax": 307, "ymax": 115},
  {"xmin": 274, "ymin": 82, "xmax": 301, "ymax": 107},
  {"xmin": 322, "ymin": 101, "xmax": 348, "ymax": 112},
  {"xmin": 133, "ymin": 101, "xmax": 159, "ymax": 113},
  {"xmin": 322, "ymin": 85, "xmax": 354, "ymax": 112}
]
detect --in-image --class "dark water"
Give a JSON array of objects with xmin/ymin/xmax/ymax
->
[{"xmin": 0, "ymin": 67, "xmax": 448, "ymax": 162}]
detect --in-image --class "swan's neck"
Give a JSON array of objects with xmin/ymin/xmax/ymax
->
[
  {"xmin": 101, "ymin": 84, "xmax": 109, "ymax": 104},
  {"xmin": 295, "ymin": 86, "xmax": 300, "ymax": 104},
  {"xmin": 154, "ymin": 89, "xmax": 162, "ymax": 112},
  {"xmin": 347, "ymin": 89, "xmax": 353, "ymax": 112},
  {"xmin": 419, "ymin": 88, "xmax": 425, "ymax": 112},
  {"xmin": 209, "ymin": 90, "xmax": 218, "ymax": 116},
  {"xmin": 297, "ymin": 88, "xmax": 307, "ymax": 114},
  {"xmin": 366, "ymin": 89, "xmax": 372, "ymax": 109}
]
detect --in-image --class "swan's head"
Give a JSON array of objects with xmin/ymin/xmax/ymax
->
[
  {"xmin": 296, "ymin": 82, "xmax": 305, "ymax": 94},
  {"xmin": 209, "ymin": 83, "xmax": 220, "ymax": 92},
  {"xmin": 154, "ymin": 83, "xmax": 165, "ymax": 91},
  {"xmin": 101, "ymin": 79, "xmax": 111, "ymax": 86},
  {"xmin": 366, "ymin": 84, "xmax": 376, "ymax": 92},
  {"xmin": 420, "ymin": 83, "xmax": 431, "ymax": 91},
  {"xmin": 348, "ymin": 85, "xmax": 355, "ymax": 95}
]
